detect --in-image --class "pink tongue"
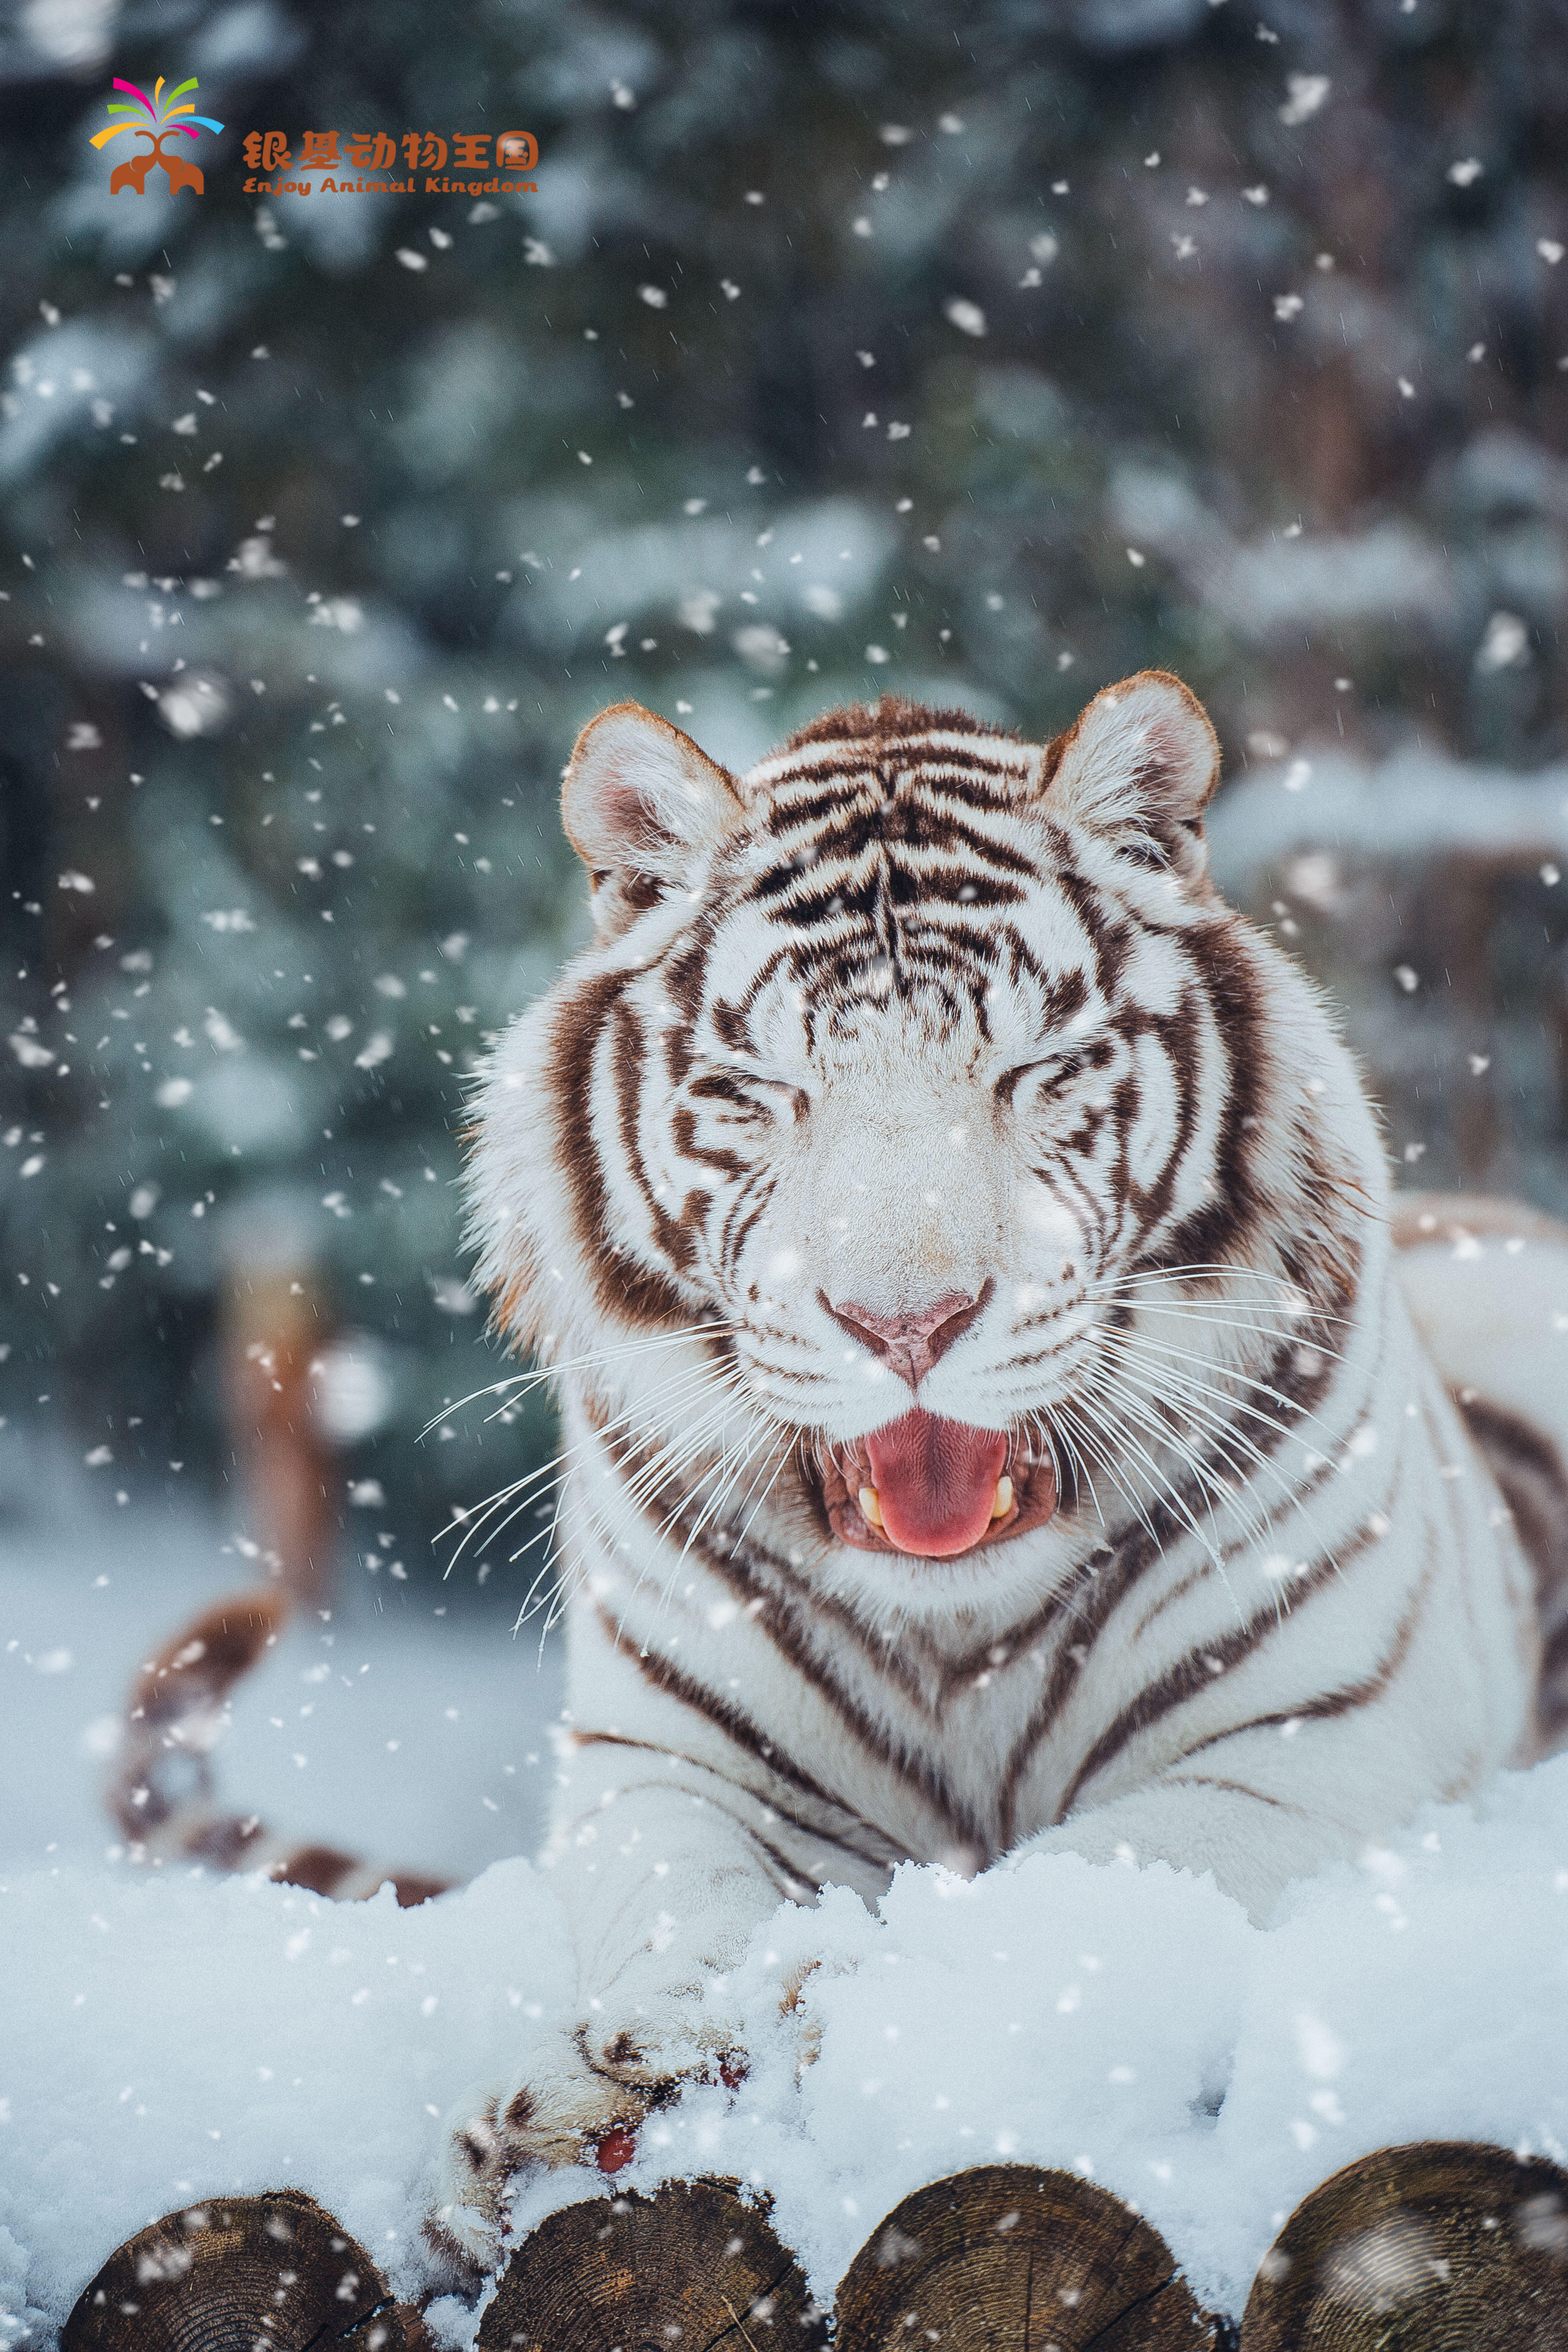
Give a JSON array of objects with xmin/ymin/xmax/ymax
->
[{"xmin": 864, "ymin": 1410, "xmax": 1008, "ymax": 1558}]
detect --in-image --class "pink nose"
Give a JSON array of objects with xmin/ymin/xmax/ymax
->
[{"xmin": 822, "ymin": 1285, "xmax": 991, "ymax": 1390}]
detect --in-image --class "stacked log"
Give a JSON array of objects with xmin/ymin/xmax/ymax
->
[
  {"xmin": 1240, "ymin": 2141, "xmax": 1568, "ymax": 2349},
  {"xmin": 833, "ymin": 2162, "xmax": 1221, "ymax": 2350},
  {"xmin": 62, "ymin": 2144, "xmax": 1568, "ymax": 2350},
  {"xmin": 60, "ymin": 2190, "xmax": 429, "ymax": 2352},
  {"xmin": 474, "ymin": 2178, "xmax": 828, "ymax": 2352}
]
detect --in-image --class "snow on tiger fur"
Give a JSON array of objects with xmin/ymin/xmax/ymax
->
[{"xmin": 437, "ymin": 673, "xmax": 1568, "ymax": 2265}]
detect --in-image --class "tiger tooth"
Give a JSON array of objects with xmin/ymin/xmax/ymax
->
[
  {"xmin": 991, "ymin": 1475, "xmax": 1014, "ymax": 1521},
  {"xmin": 858, "ymin": 1484, "xmax": 884, "ymax": 1530}
]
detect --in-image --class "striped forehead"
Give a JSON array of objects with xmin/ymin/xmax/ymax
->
[
  {"xmin": 740, "ymin": 730, "xmax": 1044, "ymax": 917},
  {"xmin": 705, "ymin": 725, "xmax": 1099, "ymax": 1045},
  {"xmin": 746, "ymin": 725, "xmax": 1042, "ymax": 829}
]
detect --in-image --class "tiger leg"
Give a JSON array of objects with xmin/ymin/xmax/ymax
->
[
  {"xmin": 430, "ymin": 1779, "xmax": 795, "ymax": 2268},
  {"xmin": 1006, "ymin": 1773, "xmax": 1367, "ymax": 1924},
  {"xmin": 1392, "ymin": 1197, "xmax": 1568, "ymax": 1755}
]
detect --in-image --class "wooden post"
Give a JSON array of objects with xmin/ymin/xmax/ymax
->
[
  {"xmin": 107, "ymin": 1245, "xmax": 334, "ymax": 1856},
  {"xmin": 103, "ymin": 1249, "xmax": 334, "ymax": 1876},
  {"xmin": 61, "ymin": 2191, "xmax": 430, "ymax": 2351},
  {"xmin": 1240, "ymin": 2140, "xmax": 1568, "ymax": 2348},
  {"xmin": 1409, "ymin": 854, "xmax": 1503, "ymax": 1189},
  {"xmin": 103, "ymin": 1245, "xmax": 456, "ymax": 1903},
  {"xmin": 834, "ymin": 2163, "xmax": 1223, "ymax": 2350},
  {"xmin": 476, "ymin": 2177, "xmax": 829, "ymax": 2352},
  {"xmin": 223, "ymin": 1253, "xmax": 336, "ymax": 1611}
]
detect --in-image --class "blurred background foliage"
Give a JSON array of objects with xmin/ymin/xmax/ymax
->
[{"xmin": 1, "ymin": 0, "xmax": 1565, "ymax": 1590}]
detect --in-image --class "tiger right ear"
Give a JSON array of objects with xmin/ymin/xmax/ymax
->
[
  {"xmin": 1043, "ymin": 670, "xmax": 1220, "ymax": 875},
  {"xmin": 561, "ymin": 701, "xmax": 745, "ymax": 935}
]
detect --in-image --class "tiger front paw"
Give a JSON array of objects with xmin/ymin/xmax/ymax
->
[
  {"xmin": 428, "ymin": 1998, "xmax": 745, "ymax": 2271},
  {"xmin": 429, "ymin": 2025, "xmax": 641, "ymax": 2267}
]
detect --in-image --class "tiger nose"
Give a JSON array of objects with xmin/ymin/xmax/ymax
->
[{"xmin": 822, "ymin": 1284, "xmax": 992, "ymax": 1390}]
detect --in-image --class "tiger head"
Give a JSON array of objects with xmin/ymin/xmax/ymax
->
[{"xmin": 467, "ymin": 675, "xmax": 1379, "ymax": 1607}]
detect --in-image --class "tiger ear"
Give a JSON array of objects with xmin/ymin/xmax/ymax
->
[
  {"xmin": 1044, "ymin": 670, "xmax": 1220, "ymax": 873},
  {"xmin": 561, "ymin": 701, "xmax": 745, "ymax": 934}
]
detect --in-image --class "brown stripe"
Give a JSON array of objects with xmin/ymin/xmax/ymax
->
[
  {"xmin": 1054, "ymin": 1516, "xmax": 1386, "ymax": 1822},
  {"xmin": 1161, "ymin": 1774, "xmax": 1305, "ymax": 1815},
  {"xmin": 1124, "ymin": 1361, "xmax": 1374, "ymax": 1648},
  {"xmin": 590, "ymin": 1405, "xmax": 954, "ymax": 1716},
  {"xmin": 111, "ymin": 1586, "xmax": 291, "ymax": 1842},
  {"xmin": 708, "ymin": 993, "xmax": 757, "ymax": 1055},
  {"xmin": 387, "ymin": 1871, "xmax": 452, "ymax": 1909},
  {"xmin": 274, "ymin": 1842, "xmax": 358, "ymax": 1898},
  {"xmin": 611, "ymin": 998, "xmax": 697, "ymax": 1272},
  {"xmin": 1016, "ymin": 1276, "xmax": 1368, "ymax": 1769},
  {"xmin": 661, "ymin": 934, "xmax": 714, "ymax": 1028},
  {"xmin": 549, "ymin": 968, "xmax": 689, "ymax": 1328},
  {"xmin": 583, "ymin": 1635, "xmax": 851, "ymax": 1817},
  {"xmin": 669, "ymin": 1101, "xmax": 743, "ymax": 1185},
  {"xmin": 995, "ymin": 1512, "xmax": 1188, "ymax": 1843},
  {"xmin": 599, "ymin": 1490, "xmax": 991, "ymax": 1848},
  {"xmin": 1113, "ymin": 997, "xmax": 1202, "ymax": 1245},
  {"xmin": 1172, "ymin": 1558, "xmax": 1432, "ymax": 1766},
  {"xmin": 997, "ymin": 1378, "xmax": 1374, "ymax": 1834},
  {"xmin": 722, "ymin": 1177, "xmax": 779, "ymax": 1280},
  {"xmin": 181, "ymin": 1812, "xmax": 267, "ymax": 1869},
  {"xmin": 592, "ymin": 1608, "xmax": 925, "ymax": 1860},
  {"xmin": 1046, "ymin": 855, "xmax": 1135, "ymax": 1001},
  {"xmin": 1457, "ymin": 1394, "xmax": 1568, "ymax": 1617},
  {"xmin": 1457, "ymin": 1392, "xmax": 1568, "ymax": 1746},
  {"xmin": 778, "ymin": 697, "xmax": 1024, "ymax": 755},
  {"xmin": 1146, "ymin": 916, "xmax": 1271, "ymax": 1277},
  {"xmin": 571, "ymin": 1742, "xmax": 900, "ymax": 1882}
]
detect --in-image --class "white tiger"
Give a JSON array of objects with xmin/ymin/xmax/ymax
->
[{"xmin": 436, "ymin": 672, "xmax": 1568, "ymax": 2267}]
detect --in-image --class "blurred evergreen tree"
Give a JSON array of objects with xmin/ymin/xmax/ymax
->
[{"xmin": 0, "ymin": 0, "xmax": 1563, "ymax": 1576}]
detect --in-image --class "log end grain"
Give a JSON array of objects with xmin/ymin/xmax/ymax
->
[
  {"xmin": 1240, "ymin": 2140, "xmax": 1568, "ymax": 2350},
  {"xmin": 835, "ymin": 2162, "xmax": 1222, "ymax": 2351},
  {"xmin": 61, "ymin": 2188, "xmax": 430, "ymax": 2352},
  {"xmin": 477, "ymin": 2176, "xmax": 829, "ymax": 2352}
]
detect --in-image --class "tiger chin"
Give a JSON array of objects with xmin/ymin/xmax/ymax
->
[{"xmin": 434, "ymin": 673, "xmax": 1568, "ymax": 2272}]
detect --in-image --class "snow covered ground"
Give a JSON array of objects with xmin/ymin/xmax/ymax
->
[
  {"xmin": 4, "ymin": 1477, "xmax": 1568, "ymax": 2344},
  {"xmin": 0, "ymin": 1469, "xmax": 565, "ymax": 1887}
]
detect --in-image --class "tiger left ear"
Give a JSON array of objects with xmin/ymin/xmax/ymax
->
[
  {"xmin": 562, "ymin": 701, "xmax": 745, "ymax": 935},
  {"xmin": 1043, "ymin": 670, "xmax": 1220, "ymax": 866}
]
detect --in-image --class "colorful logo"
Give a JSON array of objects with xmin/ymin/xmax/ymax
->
[{"xmin": 90, "ymin": 76, "xmax": 225, "ymax": 195}]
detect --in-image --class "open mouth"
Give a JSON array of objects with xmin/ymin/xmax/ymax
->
[{"xmin": 812, "ymin": 1408, "xmax": 1060, "ymax": 1560}]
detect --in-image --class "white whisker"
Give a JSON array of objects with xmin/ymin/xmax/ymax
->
[
  {"xmin": 420, "ymin": 1317, "xmax": 736, "ymax": 1440},
  {"xmin": 444, "ymin": 1360, "xmax": 729, "ymax": 1573},
  {"xmin": 1094, "ymin": 1323, "xmax": 1362, "ymax": 1490},
  {"xmin": 1065, "ymin": 1363, "xmax": 1247, "ymax": 1615},
  {"xmin": 1085, "ymin": 1342, "xmax": 1302, "ymax": 1561}
]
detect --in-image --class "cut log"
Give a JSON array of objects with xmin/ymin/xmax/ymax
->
[
  {"xmin": 61, "ymin": 2189, "xmax": 429, "ymax": 2352},
  {"xmin": 1240, "ymin": 2140, "xmax": 1568, "ymax": 2349},
  {"xmin": 835, "ymin": 2163, "xmax": 1223, "ymax": 2351},
  {"xmin": 476, "ymin": 2176, "xmax": 829, "ymax": 2352}
]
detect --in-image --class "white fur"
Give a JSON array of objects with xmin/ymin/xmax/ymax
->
[{"xmin": 434, "ymin": 687, "xmax": 1543, "ymax": 2268}]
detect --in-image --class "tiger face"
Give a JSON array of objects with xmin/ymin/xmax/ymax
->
[{"xmin": 469, "ymin": 674, "xmax": 1374, "ymax": 1608}]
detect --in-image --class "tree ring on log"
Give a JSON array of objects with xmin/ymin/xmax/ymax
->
[
  {"xmin": 834, "ymin": 2162, "xmax": 1221, "ymax": 2350},
  {"xmin": 61, "ymin": 2187, "xmax": 429, "ymax": 2352},
  {"xmin": 1240, "ymin": 2140, "xmax": 1568, "ymax": 2349},
  {"xmin": 476, "ymin": 2176, "xmax": 829, "ymax": 2352}
]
